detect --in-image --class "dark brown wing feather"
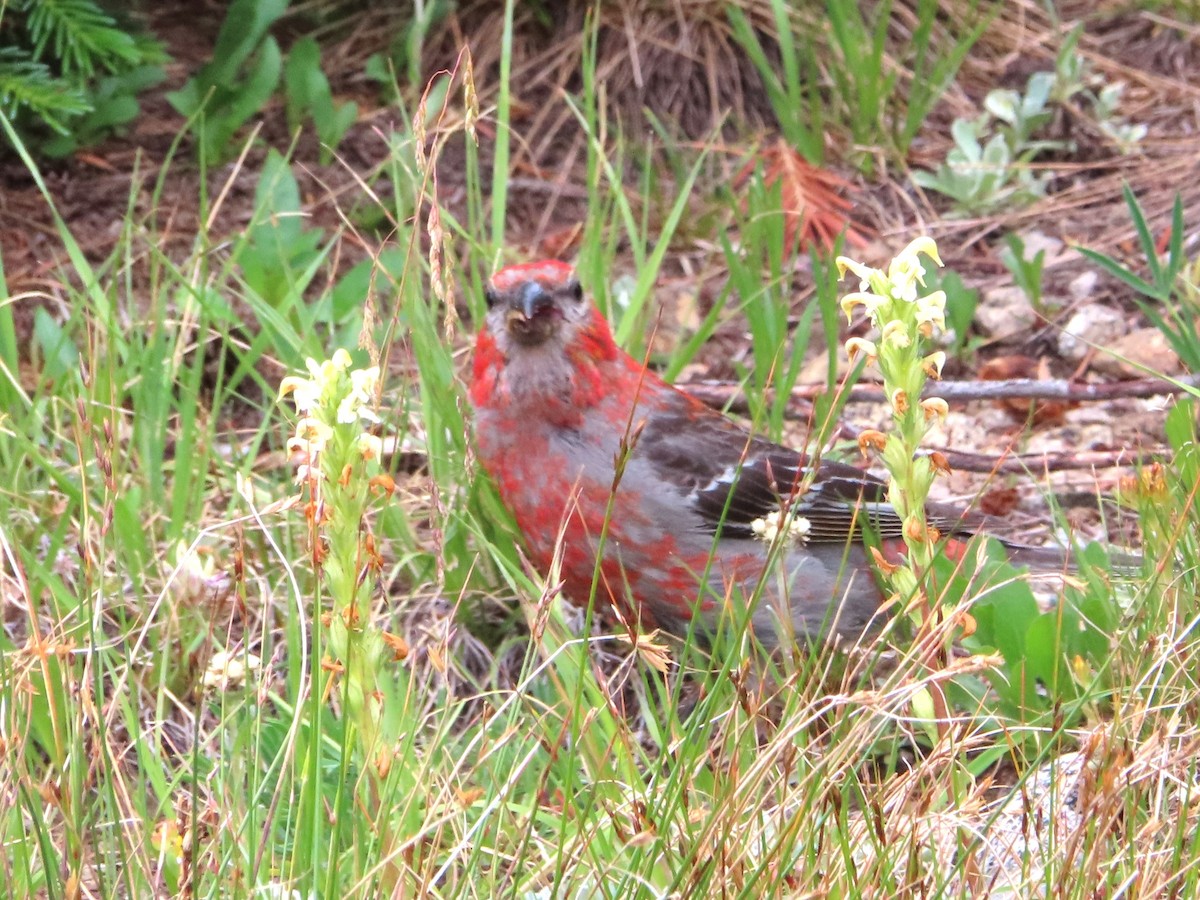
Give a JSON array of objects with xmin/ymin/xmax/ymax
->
[{"xmin": 636, "ymin": 395, "xmax": 974, "ymax": 542}]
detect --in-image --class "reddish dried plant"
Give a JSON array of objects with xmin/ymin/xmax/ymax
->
[{"xmin": 735, "ymin": 138, "xmax": 869, "ymax": 252}]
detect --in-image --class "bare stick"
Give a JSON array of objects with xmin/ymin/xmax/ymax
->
[
  {"xmin": 680, "ymin": 378, "xmax": 1176, "ymax": 473},
  {"xmin": 682, "ymin": 372, "xmax": 1198, "ymax": 412},
  {"xmin": 931, "ymin": 447, "xmax": 1155, "ymax": 474}
]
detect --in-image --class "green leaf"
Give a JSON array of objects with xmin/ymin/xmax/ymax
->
[
  {"xmin": 727, "ymin": 3, "xmax": 822, "ymax": 163},
  {"xmin": 249, "ymin": 148, "xmax": 304, "ymax": 248},
  {"xmin": 331, "ymin": 250, "xmax": 407, "ymax": 323},
  {"xmin": 1165, "ymin": 398, "xmax": 1196, "ymax": 452},
  {"xmin": 198, "ymin": 0, "xmax": 288, "ymax": 92},
  {"xmin": 282, "ymin": 36, "xmax": 356, "ymax": 161},
  {"xmin": 1078, "ymin": 246, "xmax": 1158, "ymax": 299},
  {"xmin": 977, "ymin": 581, "xmax": 1039, "ymax": 665},
  {"xmin": 1123, "ymin": 183, "xmax": 1163, "ymax": 285},
  {"xmin": 951, "ymin": 115, "xmax": 983, "ymax": 162},
  {"xmin": 1023, "ymin": 614, "xmax": 1075, "ymax": 701},
  {"xmin": 322, "ymin": 101, "xmax": 358, "ymax": 155},
  {"xmin": 165, "ymin": 0, "xmax": 287, "ymax": 161},
  {"xmin": 284, "ymin": 36, "xmax": 325, "ymax": 132},
  {"xmin": 200, "ymin": 35, "xmax": 282, "ymax": 159},
  {"xmin": 984, "ymin": 89, "xmax": 1019, "ymax": 124},
  {"xmin": 32, "ymin": 307, "xmax": 80, "ymax": 382},
  {"xmin": 1023, "ymin": 73, "xmax": 1055, "ymax": 118},
  {"xmin": 926, "ymin": 268, "xmax": 978, "ymax": 355}
]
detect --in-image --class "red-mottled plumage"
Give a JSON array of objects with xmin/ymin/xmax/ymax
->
[{"xmin": 469, "ymin": 261, "xmax": 1081, "ymax": 646}]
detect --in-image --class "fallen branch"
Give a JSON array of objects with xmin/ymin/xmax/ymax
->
[
  {"xmin": 682, "ymin": 371, "xmax": 1199, "ymax": 413},
  {"xmin": 931, "ymin": 447, "xmax": 1156, "ymax": 474},
  {"xmin": 679, "ymin": 379, "xmax": 1171, "ymax": 474}
]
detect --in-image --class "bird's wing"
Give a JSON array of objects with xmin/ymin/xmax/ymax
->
[{"xmin": 636, "ymin": 394, "xmax": 971, "ymax": 543}]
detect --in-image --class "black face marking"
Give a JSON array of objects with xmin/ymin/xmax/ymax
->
[{"xmin": 484, "ymin": 285, "xmax": 499, "ymax": 309}]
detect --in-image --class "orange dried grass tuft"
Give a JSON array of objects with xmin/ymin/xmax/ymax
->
[{"xmin": 735, "ymin": 138, "xmax": 870, "ymax": 252}]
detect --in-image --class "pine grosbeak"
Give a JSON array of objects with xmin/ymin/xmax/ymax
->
[{"xmin": 470, "ymin": 261, "xmax": 1081, "ymax": 646}]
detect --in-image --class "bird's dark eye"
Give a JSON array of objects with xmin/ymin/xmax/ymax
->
[
  {"xmin": 567, "ymin": 279, "xmax": 583, "ymax": 302},
  {"xmin": 484, "ymin": 285, "xmax": 499, "ymax": 309}
]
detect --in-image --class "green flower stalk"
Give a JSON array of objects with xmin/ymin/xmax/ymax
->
[
  {"xmin": 280, "ymin": 349, "xmax": 397, "ymax": 768},
  {"xmin": 836, "ymin": 238, "xmax": 949, "ymax": 616}
]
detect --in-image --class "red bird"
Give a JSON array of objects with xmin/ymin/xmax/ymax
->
[{"xmin": 470, "ymin": 261, "xmax": 1062, "ymax": 646}]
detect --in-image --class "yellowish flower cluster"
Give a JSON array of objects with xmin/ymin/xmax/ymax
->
[
  {"xmin": 279, "ymin": 348, "xmax": 383, "ymax": 478},
  {"xmin": 835, "ymin": 237, "xmax": 969, "ymax": 741},
  {"xmin": 835, "ymin": 237, "xmax": 950, "ymax": 592},
  {"xmin": 277, "ymin": 348, "xmax": 394, "ymax": 771},
  {"xmin": 836, "ymin": 237, "xmax": 948, "ymax": 431},
  {"xmin": 837, "ymin": 237, "xmax": 948, "ymax": 385}
]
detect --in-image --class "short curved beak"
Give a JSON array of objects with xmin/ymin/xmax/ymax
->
[{"xmin": 516, "ymin": 282, "xmax": 553, "ymax": 320}]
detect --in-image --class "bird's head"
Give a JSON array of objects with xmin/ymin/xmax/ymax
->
[
  {"xmin": 482, "ymin": 260, "xmax": 590, "ymax": 345},
  {"xmin": 478, "ymin": 260, "xmax": 618, "ymax": 361},
  {"xmin": 471, "ymin": 260, "xmax": 622, "ymax": 411}
]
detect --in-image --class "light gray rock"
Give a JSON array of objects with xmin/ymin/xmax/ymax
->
[
  {"xmin": 1067, "ymin": 270, "xmax": 1099, "ymax": 302},
  {"xmin": 977, "ymin": 286, "xmax": 1038, "ymax": 341},
  {"xmin": 1057, "ymin": 303, "xmax": 1127, "ymax": 362}
]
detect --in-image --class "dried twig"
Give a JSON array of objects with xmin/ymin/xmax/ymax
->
[
  {"xmin": 680, "ymin": 377, "xmax": 1178, "ymax": 474},
  {"xmin": 930, "ymin": 448, "xmax": 1155, "ymax": 475},
  {"xmin": 682, "ymin": 372, "xmax": 1198, "ymax": 414}
]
